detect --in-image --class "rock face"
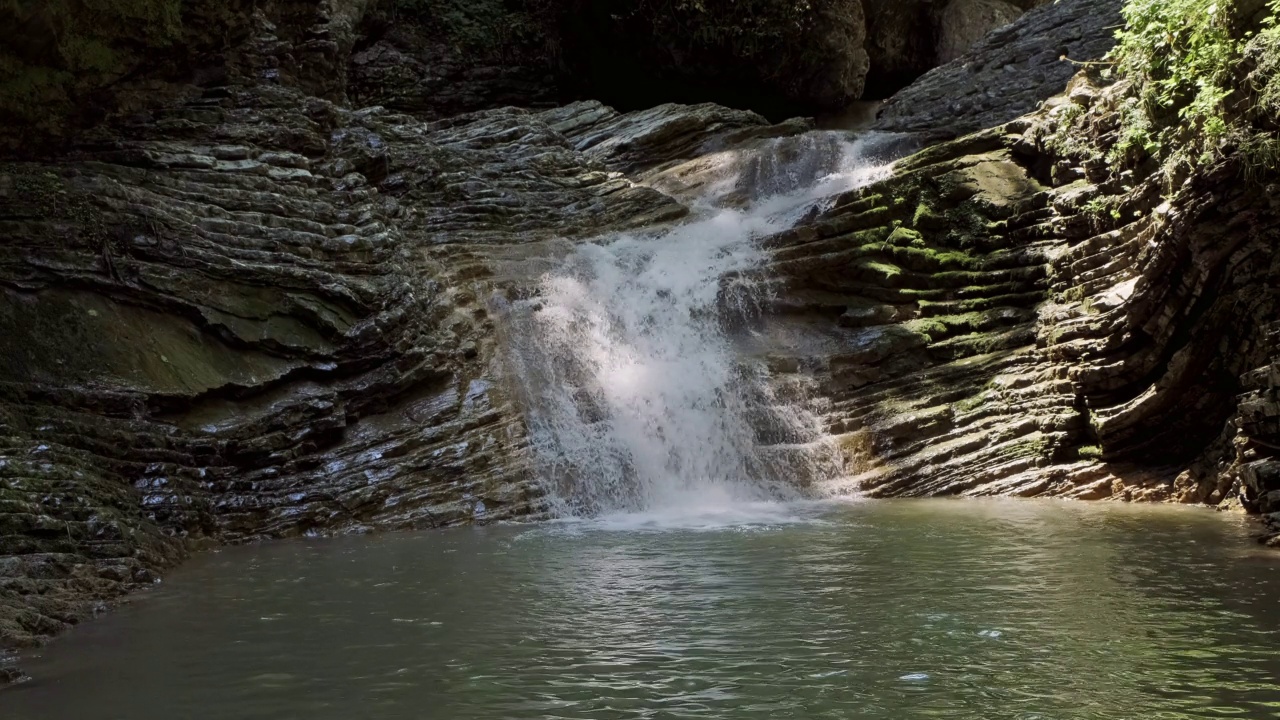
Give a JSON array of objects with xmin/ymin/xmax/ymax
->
[
  {"xmin": 347, "ymin": 2, "xmax": 563, "ymax": 120},
  {"xmin": 764, "ymin": 76, "xmax": 1279, "ymax": 508},
  {"xmin": 2, "ymin": 0, "xmax": 1066, "ymax": 148},
  {"xmin": 3, "ymin": 0, "xmax": 1276, "ymax": 689},
  {"xmin": 349, "ymin": 0, "xmax": 1058, "ymax": 119},
  {"xmin": 860, "ymin": 0, "xmax": 1049, "ymax": 97},
  {"xmin": 0, "ymin": 0, "xmax": 870, "ymax": 145},
  {"xmin": 936, "ymin": 0, "xmax": 1027, "ymax": 64},
  {"xmin": 560, "ymin": 0, "xmax": 870, "ymax": 118},
  {"xmin": 873, "ymin": 0, "xmax": 1123, "ymax": 134},
  {"xmin": 0, "ymin": 1, "xmax": 809, "ymax": 677}
]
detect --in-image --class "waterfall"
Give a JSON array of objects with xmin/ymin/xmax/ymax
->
[{"xmin": 500, "ymin": 131, "xmax": 904, "ymax": 518}]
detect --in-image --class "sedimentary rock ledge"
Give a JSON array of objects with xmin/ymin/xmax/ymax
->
[
  {"xmin": 1, "ymin": 0, "xmax": 1277, "ymax": 688},
  {"xmin": 772, "ymin": 77, "xmax": 1279, "ymax": 523}
]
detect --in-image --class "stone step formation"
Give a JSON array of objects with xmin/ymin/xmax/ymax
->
[
  {"xmin": 0, "ymin": 0, "xmax": 1276, "ymax": 686},
  {"xmin": 0, "ymin": 26, "xmax": 796, "ymax": 659}
]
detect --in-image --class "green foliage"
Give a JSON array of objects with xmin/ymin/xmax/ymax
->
[
  {"xmin": 1076, "ymin": 445, "xmax": 1104, "ymax": 460},
  {"xmin": 1107, "ymin": 0, "xmax": 1280, "ymax": 171},
  {"xmin": 1043, "ymin": 102, "xmax": 1092, "ymax": 158},
  {"xmin": 1108, "ymin": 0, "xmax": 1242, "ymax": 163},
  {"xmin": 1238, "ymin": 3, "xmax": 1280, "ymax": 177},
  {"xmin": 1240, "ymin": 132, "xmax": 1280, "ymax": 181},
  {"xmin": 5, "ymin": 0, "xmax": 182, "ymax": 71},
  {"xmin": 1, "ymin": 164, "xmax": 108, "ymax": 243},
  {"xmin": 1251, "ymin": 12, "xmax": 1280, "ymax": 116},
  {"xmin": 1083, "ymin": 195, "xmax": 1122, "ymax": 222}
]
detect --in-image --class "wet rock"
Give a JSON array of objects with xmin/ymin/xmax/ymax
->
[
  {"xmin": 766, "ymin": 71, "xmax": 1280, "ymax": 504},
  {"xmin": 874, "ymin": 0, "xmax": 1123, "ymax": 134},
  {"xmin": 861, "ymin": 0, "xmax": 941, "ymax": 96},
  {"xmin": 561, "ymin": 0, "xmax": 870, "ymax": 118},
  {"xmin": 2, "ymin": 0, "xmax": 1276, "ymax": 677},
  {"xmin": 860, "ymin": 0, "xmax": 1048, "ymax": 97},
  {"xmin": 937, "ymin": 0, "xmax": 1027, "ymax": 64},
  {"xmin": 0, "ymin": 6, "xmax": 794, "ymax": 660},
  {"xmin": 348, "ymin": 10, "xmax": 561, "ymax": 121},
  {"xmin": 541, "ymin": 101, "xmax": 804, "ymax": 176}
]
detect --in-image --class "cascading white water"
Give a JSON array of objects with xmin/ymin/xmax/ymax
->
[{"xmin": 502, "ymin": 132, "xmax": 906, "ymax": 518}]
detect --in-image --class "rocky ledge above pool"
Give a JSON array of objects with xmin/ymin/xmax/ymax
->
[{"xmin": 0, "ymin": 66, "xmax": 809, "ymax": 666}]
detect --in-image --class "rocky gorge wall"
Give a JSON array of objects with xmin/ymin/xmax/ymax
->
[
  {"xmin": 763, "ymin": 102, "xmax": 1279, "ymax": 507},
  {"xmin": 1, "ymin": 0, "xmax": 1061, "ymax": 154},
  {"xmin": 761, "ymin": 66, "xmax": 1280, "ymax": 531},
  {"xmin": 348, "ymin": 0, "xmax": 1062, "ymax": 118},
  {"xmin": 2, "ymin": 0, "xmax": 1277, "ymax": 687},
  {"xmin": 0, "ymin": 0, "xmax": 817, "ymax": 679}
]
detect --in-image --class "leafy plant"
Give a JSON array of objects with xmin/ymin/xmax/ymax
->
[
  {"xmin": 1246, "ymin": 1, "xmax": 1280, "ymax": 121},
  {"xmin": 1108, "ymin": 0, "xmax": 1242, "ymax": 163},
  {"xmin": 1106, "ymin": 0, "xmax": 1280, "ymax": 171}
]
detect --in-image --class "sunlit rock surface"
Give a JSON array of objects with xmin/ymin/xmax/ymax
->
[
  {"xmin": 2, "ymin": 0, "xmax": 1277, "ymax": 687},
  {"xmin": 0, "ymin": 11, "xmax": 804, "ymax": 661},
  {"xmin": 873, "ymin": 0, "xmax": 1123, "ymax": 134},
  {"xmin": 767, "ymin": 79, "xmax": 1280, "ymax": 515}
]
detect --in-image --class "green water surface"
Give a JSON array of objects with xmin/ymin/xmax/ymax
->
[{"xmin": 4, "ymin": 499, "xmax": 1280, "ymax": 719}]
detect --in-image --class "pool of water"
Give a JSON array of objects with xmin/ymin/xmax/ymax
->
[{"xmin": 4, "ymin": 499, "xmax": 1280, "ymax": 719}]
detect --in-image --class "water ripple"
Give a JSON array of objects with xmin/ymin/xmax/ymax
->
[{"xmin": 3, "ymin": 499, "xmax": 1279, "ymax": 720}]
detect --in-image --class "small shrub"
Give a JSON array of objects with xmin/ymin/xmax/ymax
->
[
  {"xmin": 1076, "ymin": 445, "xmax": 1104, "ymax": 460},
  {"xmin": 1108, "ymin": 0, "xmax": 1242, "ymax": 163},
  {"xmin": 1107, "ymin": 0, "xmax": 1280, "ymax": 172}
]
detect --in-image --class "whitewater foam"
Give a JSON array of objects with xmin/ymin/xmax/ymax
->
[{"xmin": 502, "ymin": 131, "xmax": 907, "ymax": 519}]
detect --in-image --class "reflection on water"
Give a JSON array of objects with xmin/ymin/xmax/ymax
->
[{"xmin": 4, "ymin": 499, "xmax": 1280, "ymax": 720}]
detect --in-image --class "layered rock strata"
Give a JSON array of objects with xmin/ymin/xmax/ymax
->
[
  {"xmin": 873, "ymin": 0, "xmax": 1124, "ymax": 134},
  {"xmin": 3, "ymin": 0, "xmax": 1277, "ymax": 688},
  {"xmin": 3, "ymin": 0, "xmax": 1064, "ymax": 151},
  {"xmin": 766, "ymin": 79, "xmax": 1279, "ymax": 517},
  {"xmin": 0, "ymin": 7, "xmax": 800, "ymax": 672}
]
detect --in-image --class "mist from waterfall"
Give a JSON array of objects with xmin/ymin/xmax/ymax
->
[{"xmin": 503, "ymin": 132, "xmax": 905, "ymax": 519}]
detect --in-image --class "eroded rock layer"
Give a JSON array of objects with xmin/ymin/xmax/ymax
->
[
  {"xmin": 873, "ymin": 0, "xmax": 1123, "ymax": 134},
  {"xmin": 3, "ymin": 0, "xmax": 1059, "ymax": 151},
  {"xmin": 0, "ymin": 6, "xmax": 803, "ymax": 666},
  {"xmin": 3, "ymin": 0, "xmax": 1278, "ymax": 688},
  {"xmin": 767, "ymin": 79, "xmax": 1279, "ymax": 525}
]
